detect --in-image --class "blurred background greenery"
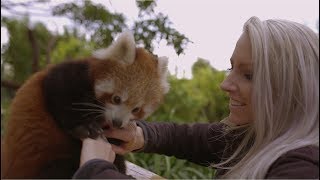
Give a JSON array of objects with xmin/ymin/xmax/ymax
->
[{"xmin": 1, "ymin": 0, "xmax": 229, "ymax": 178}]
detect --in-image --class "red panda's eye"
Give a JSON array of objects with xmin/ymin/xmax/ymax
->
[
  {"xmin": 112, "ymin": 95, "xmax": 121, "ymax": 105},
  {"xmin": 132, "ymin": 107, "xmax": 141, "ymax": 114}
]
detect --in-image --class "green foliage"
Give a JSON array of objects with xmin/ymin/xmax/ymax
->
[
  {"xmin": 1, "ymin": 88, "xmax": 13, "ymax": 136},
  {"xmin": 149, "ymin": 58, "xmax": 229, "ymax": 123},
  {"xmin": 133, "ymin": 13, "xmax": 190, "ymax": 55},
  {"xmin": 52, "ymin": 0, "xmax": 126, "ymax": 48},
  {"xmin": 2, "ymin": 17, "xmax": 32, "ymax": 83},
  {"xmin": 191, "ymin": 59, "xmax": 229, "ymax": 121},
  {"xmin": 134, "ymin": 1, "xmax": 190, "ymax": 55},
  {"xmin": 50, "ymin": 36, "xmax": 94, "ymax": 63},
  {"xmin": 126, "ymin": 153, "xmax": 215, "ymax": 179},
  {"xmin": 52, "ymin": 0, "xmax": 191, "ymax": 54},
  {"xmin": 136, "ymin": 1, "xmax": 156, "ymax": 14}
]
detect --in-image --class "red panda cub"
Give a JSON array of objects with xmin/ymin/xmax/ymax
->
[{"xmin": 1, "ymin": 31, "xmax": 170, "ymax": 178}]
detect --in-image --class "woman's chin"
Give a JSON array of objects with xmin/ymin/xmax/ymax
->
[{"xmin": 228, "ymin": 114, "xmax": 251, "ymax": 126}]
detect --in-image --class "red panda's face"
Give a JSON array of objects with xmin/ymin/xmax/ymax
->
[{"xmin": 88, "ymin": 32, "xmax": 169, "ymax": 128}]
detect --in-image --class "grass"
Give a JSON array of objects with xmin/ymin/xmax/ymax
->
[{"xmin": 126, "ymin": 153, "xmax": 215, "ymax": 179}]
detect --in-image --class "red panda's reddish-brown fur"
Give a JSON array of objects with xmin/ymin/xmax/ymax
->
[{"xmin": 1, "ymin": 67, "xmax": 80, "ymax": 178}]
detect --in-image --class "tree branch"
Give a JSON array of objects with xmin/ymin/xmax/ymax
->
[
  {"xmin": 27, "ymin": 28, "xmax": 40, "ymax": 73},
  {"xmin": 46, "ymin": 35, "xmax": 57, "ymax": 65},
  {"xmin": 1, "ymin": 80, "xmax": 21, "ymax": 90}
]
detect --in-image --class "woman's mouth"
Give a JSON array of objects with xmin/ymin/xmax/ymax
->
[{"xmin": 230, "ymin": 99, "xmax": 246, "ymax": 106}]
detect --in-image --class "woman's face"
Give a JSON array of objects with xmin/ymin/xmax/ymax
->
[{"xmin": 220, "ymin": 33, "xmax": 254, "ymax": 125}]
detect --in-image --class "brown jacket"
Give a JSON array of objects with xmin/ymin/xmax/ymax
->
[{"xmin": 73, "ymin": 121, "xmax": 319, "ymax": 179}]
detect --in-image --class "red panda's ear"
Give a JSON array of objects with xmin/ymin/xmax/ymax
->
[
  {"xmin": 92, "ymin": 31, "xmax": 136, "ymax": 65},
  {"xmin": 158, "ymin": 56, "xmax": 170, "ymax": 94}
]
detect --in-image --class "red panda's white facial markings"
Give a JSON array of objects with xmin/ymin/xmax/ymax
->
[
  {"xmin": 103, "ymin": 103, "xmax": 133, "ymax": 127},
  {"xmin": 97, "ymin": 87, "xmax": 158, "ymax": 128},
  {"xmin": 96, "ymin": 87, "xmax": 141, "ymax": 128},
  {"xmin": 94, "ymin": 79, "xmax": 114, "ymax": 97},
  {"xmin": 119, "ymin": 90, "xmax": 129, "ymax": 102},
  {"xmin": 141, "ymin": 104, "xmax": 155, "ymax": 119}
]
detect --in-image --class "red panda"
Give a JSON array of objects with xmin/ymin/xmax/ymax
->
[{"xmin": 1, "ymin": 31, "xmax": 170, "ymax": 178}]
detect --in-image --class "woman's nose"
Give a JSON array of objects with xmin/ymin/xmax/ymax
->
[{"xmin": 220, "ymin": 76, "xmax": 237, "ymax": 93}]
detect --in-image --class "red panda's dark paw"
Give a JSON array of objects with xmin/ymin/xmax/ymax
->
[
  {"xmin": 87, "ymin": 122, "xmax": 104, "ymax": 139},
  {"xmin": 69, "ymin": 125, "xmax": 90, "ymax": 139},
  {"xmin": 69, "ymin": 121, "xmax": 103, "ymax": 140}
]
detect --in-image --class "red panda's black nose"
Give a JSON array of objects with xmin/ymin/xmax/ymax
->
[{"xmin": 112, "ymin": 119, "xmax": 122, "ymax": 128}]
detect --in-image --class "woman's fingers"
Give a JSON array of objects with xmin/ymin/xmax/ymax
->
[
  {"xmin": 104, "ymin": 129, "xmax": 130, "ymax": 142},
  {"xmin": 104, "ymin": 122, "xmax": 137, "ymax": 142},
  {"xmin": 111, "ymin": 144, "xmax": 127, "ymax": 155},
  {"xmin": 80, "ymin": 137, "xmax": 116, "ymax": 167},
  {"xmin": 103, "ymin": 121, "xmax": 144, "ymax": 153}
]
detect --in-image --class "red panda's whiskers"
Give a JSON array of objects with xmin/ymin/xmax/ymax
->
[
  {"xmin": 93, "ymin": 113, "xmax": 105, "ymax": 121},
  {"xmin": 71, "ymin": 108, "xmax": 104, "ymax": 112},
  {"xmin": 82, "ymin": 94, "xmax": 105, "ymax": 106},
  {"xmin": 81, "ymin": 111, "xmax": 104, "ymax": 118},
  {"xmin": 72, "ymin": 102, "xmax": 106, "ymax": 111},
  {"xmin": 93, "ymin": 98, "xmax": 105, "ymax": 106}
]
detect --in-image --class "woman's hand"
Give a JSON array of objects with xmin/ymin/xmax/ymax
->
[
  {"xmin": 80, "ymin": 136, "xmax": 116, "ymax": 167},
  {"xmin": 104, "ymin": 121, "xmax": 145, "ymax": 155}
]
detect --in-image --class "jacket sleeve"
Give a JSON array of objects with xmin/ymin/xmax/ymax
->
[
  {"xmin": 265, "ymin": 146, "xmax": 319, "ymax": 179},
  {"xmin": 72, "ymin": 159, "xmax": 135, "ymax": 179},
  {"xmin": 136, "ymin": 121, "xmax": 228, "ymax": 166}
]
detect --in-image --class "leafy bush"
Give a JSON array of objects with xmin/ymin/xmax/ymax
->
[{"xmin": 126, "ymin": 153, "xmax": 216, "ymax": 179}]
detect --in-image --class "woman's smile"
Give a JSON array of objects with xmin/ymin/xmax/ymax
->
[{"xmin": 230, "ymin": 98, "xmax": 246, "ymax": 106}]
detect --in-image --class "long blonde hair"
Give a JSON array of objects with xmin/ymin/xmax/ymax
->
[{"xmin": 215, "ymin": 16, "xmax": 319, "ymax": 178}]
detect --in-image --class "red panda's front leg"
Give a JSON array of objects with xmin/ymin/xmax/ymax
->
[
  {"xmin": 69, "ymin": 120, "xmax": 105, "ymax": 139},
  {"xmin": 42, "ymin": 60, "xmax": 105, "ymax": 140}
]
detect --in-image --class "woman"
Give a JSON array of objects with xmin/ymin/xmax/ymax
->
[{"xmin": 73, "ymin": 16, "xmax": 319, "ymax": 179}]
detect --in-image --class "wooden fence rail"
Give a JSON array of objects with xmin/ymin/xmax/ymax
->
[{"xmin": 125, "ymin": 161, "xmax": 165, "ymax": 179}]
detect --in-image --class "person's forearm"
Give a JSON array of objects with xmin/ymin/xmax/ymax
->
[{"xmin": 136, "ymin": 121, "xmax": 227, "ymax": 166}]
